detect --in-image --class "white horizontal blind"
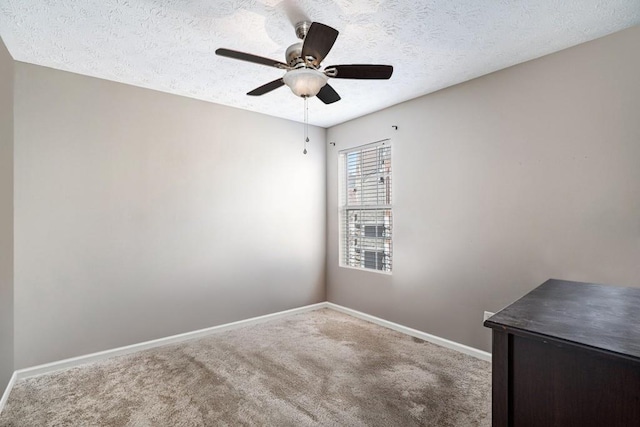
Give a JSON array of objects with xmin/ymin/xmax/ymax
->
[{"xmin": 339, "ymin": 140, "xmax": 392, "ymax": 272}]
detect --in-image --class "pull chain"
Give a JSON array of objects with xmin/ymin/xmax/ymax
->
[{"xmin": 303, "ymin": 97, "xmax": 309, "ymax": 155}]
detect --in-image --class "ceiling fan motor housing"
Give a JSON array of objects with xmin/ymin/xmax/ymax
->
[
  {"xmin": 288, "ymin": 21, "xmax": 321, "ymax": 68},
  {"xmin": 285, "ymin": 42, "xmax": 304, "ymax": 67}
]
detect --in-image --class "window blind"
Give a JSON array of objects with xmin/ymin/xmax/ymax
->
[{"xmin": 339, "ymin": 140, "xmax": 392, "ymax": 272}]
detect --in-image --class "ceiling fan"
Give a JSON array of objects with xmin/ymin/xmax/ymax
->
[{"xmin": 215, "ymin": 21, "xmax": 393, "ymax": 104}]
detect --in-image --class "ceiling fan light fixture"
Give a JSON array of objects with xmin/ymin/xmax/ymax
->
[{"xmin": 283, "ymin": 68, "xmax": 328, "ymax": 98}]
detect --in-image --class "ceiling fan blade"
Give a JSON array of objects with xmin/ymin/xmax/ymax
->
[
  {"xmin": 302, "ymin": 22, "xmax": 339, "ymax": 67},
  {"xmin": 216, "ymin": 48, "xmax": 289, "ymax": 69},
  {"xmin": 247, "ymin": 79, "xmax": 285, "ymax": 96},
  {"xmin": 325, "ymin": 65, "xmax": 393, "ymax": 79},
  {"xmin": 316, "ymin": 84, "xmax": 341, "ymax": 104}
]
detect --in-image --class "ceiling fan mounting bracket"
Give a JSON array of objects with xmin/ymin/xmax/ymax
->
[
  {"xmin": 295, "ymin": 21, "xmax": 312, "ymax": 40},
  {"xmin": 324, "ymin": 67, "xmax": 337, "ymax": 77}
]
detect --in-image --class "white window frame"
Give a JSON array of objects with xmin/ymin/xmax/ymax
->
[{"xmin": 338, "ymin": 139, "xmax": 392, "ymax": 273}]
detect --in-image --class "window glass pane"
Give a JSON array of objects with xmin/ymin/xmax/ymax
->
[
  {"xmin": 346, "ymin": 151, "xmax": 361, "ymax": 205},
  {"xmin": 340, "ymin": 141, "xmax": 392, "ymax": 273},
  {"xmin": 343, "ymin": 208, "xmax": 392, "ymax": 272}
]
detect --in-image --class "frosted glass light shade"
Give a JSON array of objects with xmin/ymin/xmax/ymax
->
[{"xmin": 283, "ymin": 68, "xmax": 328, "ymax": 98}]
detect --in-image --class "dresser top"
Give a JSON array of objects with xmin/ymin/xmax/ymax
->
[{"xmin": 484, "ymin": 279, "xmax": 640, "ymax": 360}]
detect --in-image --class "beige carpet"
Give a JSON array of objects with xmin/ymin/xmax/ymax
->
[{"xmin": 0, "ymin": 309, "xmax": 491, "ymax": 426}]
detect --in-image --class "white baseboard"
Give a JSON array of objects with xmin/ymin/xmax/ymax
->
[
  {"xmin": 327, "ymin": 302, "xmax": 492, "ymax": 362},
  {"xmin": 0, "ymin": 371, "xmax": 17, "ymax": 415},
  {"xmin": 1, "ymin": 300, "xmax": 490, "ymax": 415},
  {"xmin": 15, "ymin": 302, "xmax": 329, "ymax": 381}
]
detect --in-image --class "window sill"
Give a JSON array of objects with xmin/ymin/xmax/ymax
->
[{"xmin": 338, "ymin": 265, "xmax": 393, "ymax": 276}]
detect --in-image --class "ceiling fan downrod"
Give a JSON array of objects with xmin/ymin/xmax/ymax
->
[{"xmin": 295, "ymin": 21, "xmax": 311, "ymax": 40}]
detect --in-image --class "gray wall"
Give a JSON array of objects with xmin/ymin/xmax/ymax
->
[
  {"xmin": 14, "ymin": 63, "xmax": 326, "ymax": 368},
  {"xmin": 0, "ymin": 37, "xmax": 14, "ymax": 390},
  {"xmin": 326, "ymin": 25, "xmax": 640, "ymax": 353}
]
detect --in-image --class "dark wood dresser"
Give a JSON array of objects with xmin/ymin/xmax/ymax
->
[{"xmin": 484, "ymin": 279, "xmax": 640, "ymax": 427}]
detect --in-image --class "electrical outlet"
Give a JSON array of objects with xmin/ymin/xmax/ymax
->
[{"xmin": 483, "ymin": 311, "xmax": 495, "ymax": 322}]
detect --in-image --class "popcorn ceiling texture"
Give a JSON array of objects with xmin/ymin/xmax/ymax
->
[{"xmin": 0, "ymin": 0, "xmax": 638, "ymax": 127}]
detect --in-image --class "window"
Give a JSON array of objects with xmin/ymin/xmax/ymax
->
[{"xmin": 339, "ymin": 140, "xmax": 392, "ymax": 272}]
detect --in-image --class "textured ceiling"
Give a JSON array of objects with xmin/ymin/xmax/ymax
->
[{"xmin": 0, "ymin": 0, "xmax": 639, "ymax": 127}]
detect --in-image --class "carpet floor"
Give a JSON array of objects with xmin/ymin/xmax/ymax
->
[{"xmin": 0, "ymin": 309, "xmax": 491, "ymax": 426}]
